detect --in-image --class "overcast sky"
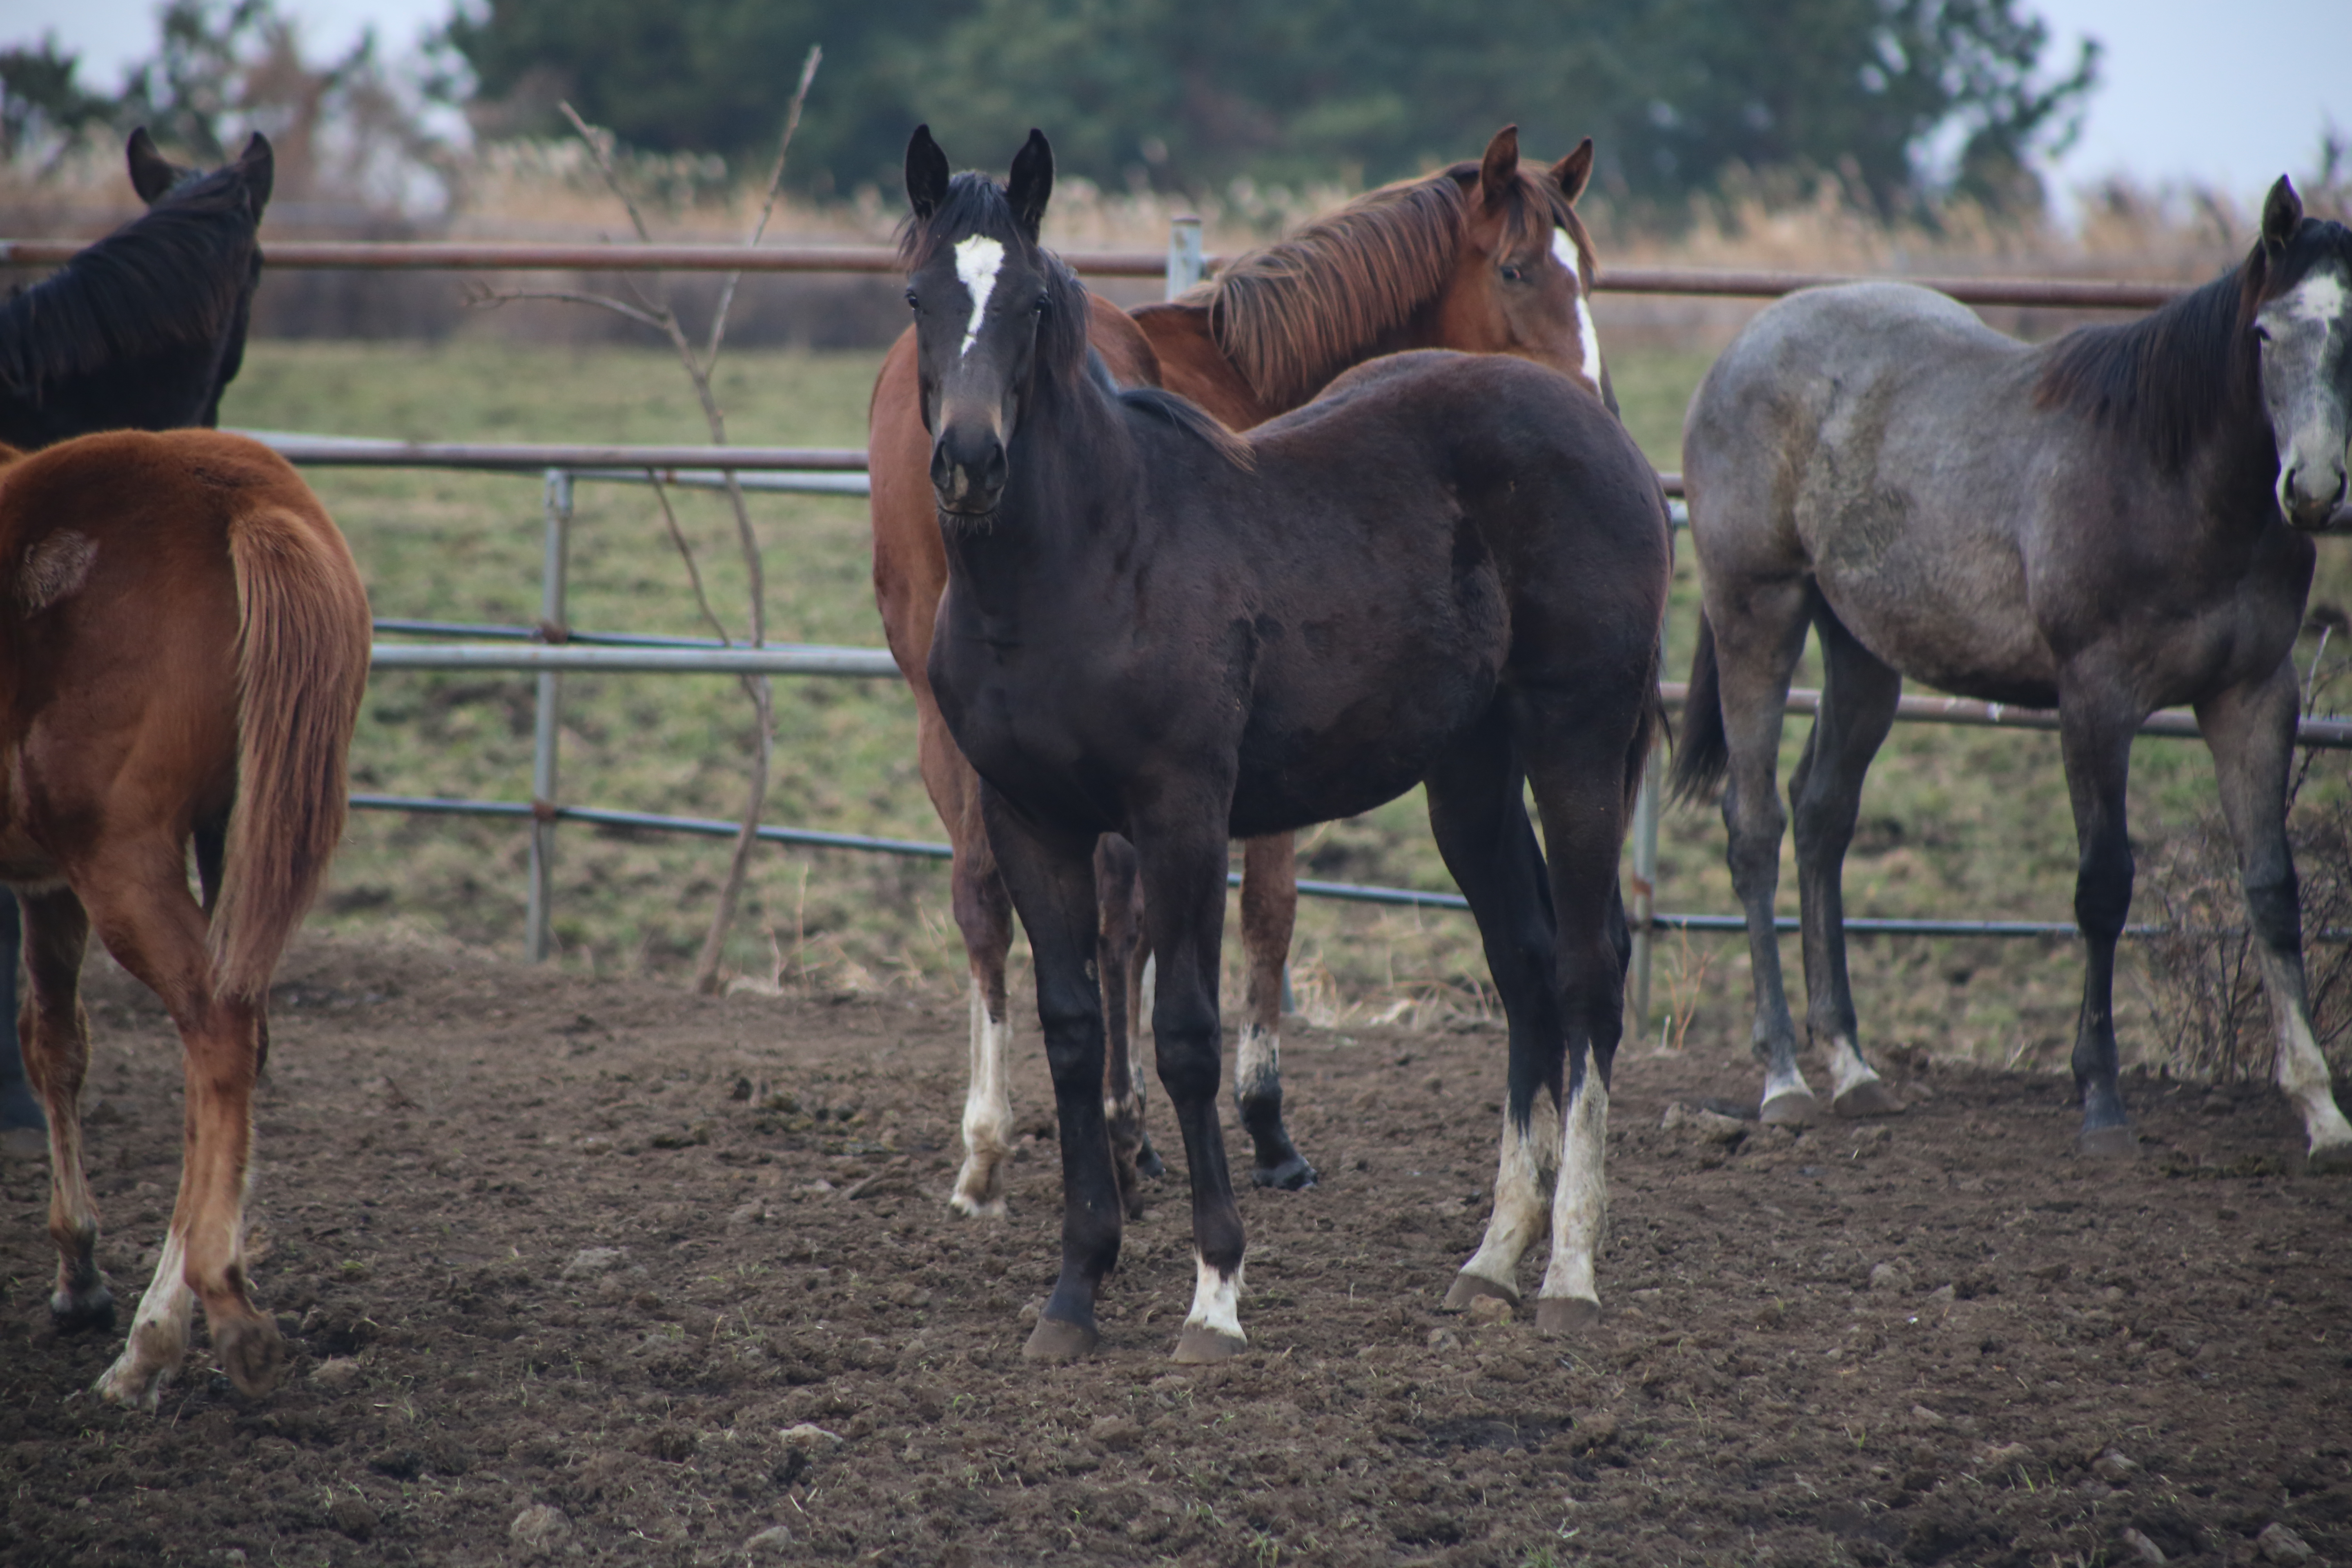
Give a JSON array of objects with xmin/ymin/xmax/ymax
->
[{"xmin": 8, "ymin": 0, "xmax": 2348, "ymax": 210}]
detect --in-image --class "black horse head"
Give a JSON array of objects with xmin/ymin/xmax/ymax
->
[{"xmin": 900, "ymin": 125, "xmax": 1081, "ymax": 520}]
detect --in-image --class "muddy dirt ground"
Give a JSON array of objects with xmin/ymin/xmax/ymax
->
[{"xmin": 2, "ymin": 936, "xmax": 2348, "ymax": 1568}]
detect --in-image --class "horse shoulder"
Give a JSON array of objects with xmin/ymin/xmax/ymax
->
[{"xmin": 1131, "ymin": 303, "xmax": 1274, "ymax": 429}]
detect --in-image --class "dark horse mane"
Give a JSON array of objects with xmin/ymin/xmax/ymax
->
[
  {"xmin": 1199, "ymin": 160, "xmax": 1599, "ymax": 409},
  {"xmin": 2033, "ymin": 218, "xmax": 2352, "ymax": 472},
  {"xmin": 0, "ymin": 163, "xmax": 261, "ymax": 403},
  {"xmin": 899, "ymin": 171, "xmax": 1253, "ymax": 471}
]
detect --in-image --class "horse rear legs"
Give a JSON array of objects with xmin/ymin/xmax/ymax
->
[{"xmin": 20, "ymin": 847, "xmax": 282, "ymax": 1408}]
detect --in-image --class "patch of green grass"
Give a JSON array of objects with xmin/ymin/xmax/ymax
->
[{"xmin": 223, "ymin": 338, "xmax": 2352, "ymax": 1076}]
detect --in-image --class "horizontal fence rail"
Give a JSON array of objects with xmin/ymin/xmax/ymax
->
[{"xmin": 1, "ymin": 236, "xmax": 2197, "ymax": 310}]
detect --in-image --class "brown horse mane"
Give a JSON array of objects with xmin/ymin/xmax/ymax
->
[{"xmin": 1200, "ymin": 160, "xmax": 1598, "ymax": 409}]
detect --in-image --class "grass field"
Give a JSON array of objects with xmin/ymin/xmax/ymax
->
[{"xmin": 219, "ymin": 335, "xmax": 2352, "ymax": 1078}]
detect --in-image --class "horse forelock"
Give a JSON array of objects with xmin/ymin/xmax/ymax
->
[
  {"xmin": 0, "ymin": 165, "xmax": 260, "ymax": 401},
  {"xmin": 1205, "ymin": 159, "xmax": 1596, "ymax": 408}
]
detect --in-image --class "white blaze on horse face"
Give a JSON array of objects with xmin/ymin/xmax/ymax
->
[
  {"xmin": 1552, "ymin": 228, "xmax": 1604, "ymax": 389},
  {"xmin": 1185, "ymin": 1253, "xmax": 1246, "ymax": 1342},
  {"xmin": 2260, "ymin": 264, "xmax": 2352, "ymax": 521},
  {"xmin": 953, "ymin": 235, "xmax": 1007, "ymax": 360}
]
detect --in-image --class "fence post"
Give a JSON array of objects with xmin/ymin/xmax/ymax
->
[
  {"xmin": 526, "ymin": 468, "xmax": 572, "ymax": 963},
  {"xmin": 1166, "ymin": 215, "xmax": 1203, "ymax": 299}
]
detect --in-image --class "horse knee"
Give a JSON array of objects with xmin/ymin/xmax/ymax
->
[{"xmin": 2241, "ymin": 864, "xmax": 2302, "ymax": 952}]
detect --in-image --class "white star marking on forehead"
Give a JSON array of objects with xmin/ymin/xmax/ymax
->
[
  {"xmin": 2279, "ymin": 269, "xmax": 2348, "ymax": 326},
  {"xmin": 953, "ymin": 235, "xmax": 1006, "ymax": 359}
]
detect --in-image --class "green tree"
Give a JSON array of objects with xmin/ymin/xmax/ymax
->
[{"xmin": 443, "ymin": 0, "xmax": 2097, "ymax": 209}]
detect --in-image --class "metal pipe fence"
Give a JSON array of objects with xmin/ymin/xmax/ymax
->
[{"xmin": 81, "ymin": 219, "xmax": 2327, "ymax": 1017}]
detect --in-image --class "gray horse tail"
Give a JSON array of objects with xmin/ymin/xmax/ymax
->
[{"xmin": 1667, "ymin": 612, "xmax": 1728, "ymax": 805}]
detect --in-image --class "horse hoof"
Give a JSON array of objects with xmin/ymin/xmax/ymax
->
[
  {"xmin": 94, "ymin": 1357, "xmax": 167, "ymax": 1411},
  {"xmin": 214, "ymin": 1316, "xmax": 287, "ymax": 1397},
  {"xmin": 1172, "ymin": 1324, "xmax": 1246, "ymax": 1364},
  {"xmin": 1022, "ymin": 1316, "xmax": 1099, "ymax": 1362},
  {"xmin": 948, "ymin": 1193, "xmax": 1009, "ymax": 1221},
  {"xmin": 2073, "ymin": 1125, "xmax": 2135, "ymax": 1159},
  {"xmin": 1535, "ymin": 1296, "xmax": 1601, "ymax": 1337},
  {"xmin": 50, "ymin": 1286, "xmax": 116, "ymax": 1336},
  {"xmin": 2304, "ymin": 1142, "xmax": 2352, "ymax": 1176},
  {"xmin": 1831, "ymin": 1080, "xmax": 1903, "ymax": 1119},
  {"xmin": 1250, "ymin": 1155, "xmax": 1318, "ymax": 1192},
  {"xmin": 1441, "ymin": 1271, "xmax": 1521, "ymax": 1313},
  {"xmin": 1760, "ymin": 1091, "xmax": 1817, "ymax": 1127},
  {"xmin": 1135, "ymin": 1143, "xmax": 1167, "ymax": 1180}
]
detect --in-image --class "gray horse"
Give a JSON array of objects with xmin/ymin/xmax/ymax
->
[{"xmin": 1672, "ymin": 177, "xmax": 2352, "ymax": 1170}]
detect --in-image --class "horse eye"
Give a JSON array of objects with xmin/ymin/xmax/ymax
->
[
  {"xmin": 1034, "ymin": 292, "xmax": 1051, "ymax": 313},
  {"xmin": 2253, "ymin": 323, "xmax": 2272, "ymax": 343},
  {"xmin": 1500, "ymin": 265, "xmax": 1525, "ymax": 284},
  {"xmin": 905, "ymin": 288, "xmax": 919, "ymax": 309}
]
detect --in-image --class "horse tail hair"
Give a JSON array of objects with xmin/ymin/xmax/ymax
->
[
  {"xmin": 1623, "ymin": 641, "xmax": 1670, "ymax": 820},
  {"xmin": 206, "ymin": 498, "xmax": 372, "ymax": 1002},
  {"xmin": 1667, "ymin": 612, "xmax": 1729, "ymax": 806}
]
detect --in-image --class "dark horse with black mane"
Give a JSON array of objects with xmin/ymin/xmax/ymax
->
[
  {"xmin": 0, "ymin": 128, "xmax": 274, "ymax": 1149},
  {"xmin": 902, "ymin": 127, "xmax": 1670, "ymax": 1359},
  {"xmin": 1673, "ymin": 177, "xmax": 2352, "ymax": 1170}
]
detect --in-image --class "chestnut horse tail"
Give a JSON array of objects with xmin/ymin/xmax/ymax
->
[
  {"xmin": 1666, "ymin": 611, "xmax": 1728, "ymax": 806},
  {"xmin": 206, "ymin": 499, "xmax": 371, "ymax": 1002}
]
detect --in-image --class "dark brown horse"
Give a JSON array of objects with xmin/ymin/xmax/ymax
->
[
  {"xmin": 869, "ymin": 125, "xmax": 1611, "ymax": 1218},
  {"xmin": 1, "ymin": 429, "xmax": 370, "ymax": 1405},
  {"xmin": 902, "ymin": 128, "xmax": 1668, "ymax": 1359},
  {"xmin": 1673, "ymin": 178, "xmax": 2352, "ymax": 1170}
]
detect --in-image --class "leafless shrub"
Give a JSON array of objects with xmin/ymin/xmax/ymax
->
[{"xmin": 2136, "ymin": 625, "xmax": 2352, "ymax": 1080}]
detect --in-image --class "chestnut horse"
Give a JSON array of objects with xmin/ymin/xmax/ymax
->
[
  {"xmin": 1, "ymin": 430, "xmax": 370, "ymax": 1405},
  {"xmin": 870, "ymin": 125, "xmax": 1612, "ymax": 1218},
  {"xmin": 903, "ymin": 129, "xmax": 1668, "ymax": 1358},
  {"xmin": 0, "ymin": 128, "xmax": 276, "ymax": 1152}
]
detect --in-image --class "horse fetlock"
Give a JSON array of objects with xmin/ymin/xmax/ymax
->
[
  {"xmin": 948, "ymin": 1154, "xmax": 1009, "ymax": 1220},
  {"xmin": 94, "ymin": 1319, "xmax": 187, "ymax": 1408}
]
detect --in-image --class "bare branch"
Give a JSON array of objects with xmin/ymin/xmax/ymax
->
[
  {"xmin": 648, "ymin": 475, "xmax": 733, "ymax": 647},
  {"xmin": 465, "ymin": 283, "xmax": 671, "ymax": 333},
  {"xmin": 558, "ymin": 101, "xmax": 658, "ymax": 246},
  {"xmin": 707, "ymin": 45, "xmax": 823, "ymax": 367}
]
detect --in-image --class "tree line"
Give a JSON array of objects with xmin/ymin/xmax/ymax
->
[{"xmin": 7, "ymin": 0, "xmax": 2098, "ymax": 215}]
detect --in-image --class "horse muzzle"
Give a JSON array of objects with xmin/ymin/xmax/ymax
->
[
  {"xmin": 2280, "ymin": 455, "xmax": 2349, "ymax": 530},
  {"xmin": 931, "ymin": 424, "xmax": 1007, "ymax": 518}
]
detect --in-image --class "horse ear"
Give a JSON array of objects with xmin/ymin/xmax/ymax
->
[
  {"xmin": 906, "ymin": 125, "xmax": 951, "ymax": 222},
  {"xmin": 1550, "ymin": 138, "xmax": 1595, "ymax": 205},
  {"xmin": 1007, "ymin": 128, "xmax": 1054, "ymax": 240},
  {"xmin": 127, "ymin": 127, "xmax": 178, "ymax": 205},
  {"xmin": 2262, "ymin": 176, "xmax": 2303, "ymax": 252},
  {"xmin": 1479, "ymin": 125, "xmax": 1520, "ymax": 203},
  {"xmin": 236, "ymin": 132, "xmax": 275, "ymax": 214}
]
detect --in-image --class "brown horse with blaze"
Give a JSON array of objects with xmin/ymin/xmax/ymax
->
[
  {"xmin": 0, "ymin": 429, "xmax": 370, "ymax": 1406},
  {"xmin": 869, "ymin": 125, "xmax": 1613, "ymax": 1221}
]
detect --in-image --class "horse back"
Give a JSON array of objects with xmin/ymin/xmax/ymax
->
[{"xmin": 0, "ymin": 432, "xmax": 321, "ymax": 858}]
